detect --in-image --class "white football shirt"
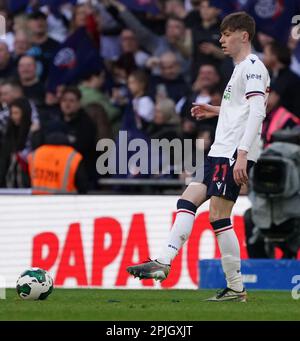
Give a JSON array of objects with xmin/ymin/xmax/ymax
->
[{"xmin": 208, "ymin": 53, "xmax": 270, "ymax": 162}]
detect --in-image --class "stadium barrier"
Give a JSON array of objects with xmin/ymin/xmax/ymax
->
[
  {"xmin": 1, "ymin": 194, "xmax": 299, "ymax": 290},
  {"xmin": 199, "ymin": 259, "xmax": 300, "ymax": 290},
  {"xmin": 97, "ymin": 179, "xmax": 188, "ymax": 186},
  {"xmin": 0, "ymin": 195, "xmax": 253, "ymax": 289}
]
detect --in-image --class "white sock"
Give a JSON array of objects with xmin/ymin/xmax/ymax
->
[
  {"xmin": 214, "ymin": 222, "xmax": 243, "ymax": 292},
  {"xmin": 157, "ymin": 199, "xmax": 197, "ymax": 265}
]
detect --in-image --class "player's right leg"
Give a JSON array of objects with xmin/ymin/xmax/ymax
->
[
  {"xmin": 205, "ymin": 196, "xmax": 246, "ymax": 302},
  {"xmin": 126, "ymin": 182, "xmax": 208, "ymax": 281}
]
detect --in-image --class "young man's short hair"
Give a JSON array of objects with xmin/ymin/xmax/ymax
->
[
  {"xmin": 27, "ymin": 10, "xmax": 47, "ymax": 21},
  {"xmin": 1, "ymin": 78, "xmax": 22, "ymax": 90},
  {"xmin": 61, "ymin": 86, "xmax": 82, "ymax": 100},
  {"xmin": 129, "ymin": 69, "xmax": 149, "ymax": 88},
  {"xmin": 220, "ymin": 11, "xmax": 256, "ymax": 41},
  {"xmin": 166, "ymin": 14, "xmax": 185, "ymax": 26}
]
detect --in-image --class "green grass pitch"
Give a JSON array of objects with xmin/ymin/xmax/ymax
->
[{"xmin": 1, "ymin": 289, "xmax": 299, "ymax": 321}]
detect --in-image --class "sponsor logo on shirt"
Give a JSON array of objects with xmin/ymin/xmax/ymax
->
[{"xmin": 246, "ymin": 73, "xmax": 262, "ymax": 80}]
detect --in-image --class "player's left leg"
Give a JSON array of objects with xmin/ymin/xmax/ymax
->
[
  {"xmin": 127, "ymin": 182, "xmax": 208, "ymax": 281},
  {"xmin": 206, "ymin": 196, "xmax": 247, "ymax": 302}
]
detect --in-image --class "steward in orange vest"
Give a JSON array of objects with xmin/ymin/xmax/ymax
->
[{"xmin": 28, "ymin": 135, "xmax": 85, "ymax": 194}]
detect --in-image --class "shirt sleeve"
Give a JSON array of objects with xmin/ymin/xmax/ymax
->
[
  {"xmin": 243, "ymin": 61, "xmax": 267, "ymax": 99},
  {"xmin": 239, "ymin": 94, "xmax": 266, "ymax": 152}
]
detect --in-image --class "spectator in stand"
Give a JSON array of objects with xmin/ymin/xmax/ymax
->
[
  {"xmin": 106, "ymin": 0, "xmax": 192, "ymax": 78},
  {"xmin": 0, "ymin": 41, "xmax": 16, "ymax": 79},
  {"xmin": 13, "ymin": 12, "xmax": 28, "ymax": 33},
  {"xmin": 263, "ymin": 41, "xmax": 300, "ymax": 117},
  {"xmin": 148, "ymin": 98, "xmax": 182, "ymax": 179},
  {"xmin": 185, "ymin": 0, "xmax": 201, "ymax": 28},
  {"xmin": 148, "ymin": 98, "xmax": 181, "ymax": 140},
  {"xmin": 192, "ymin": 63, "xmax": 221, "ymax": 93},
  {"xmin": 59, "ymin": 86, "xmax": 97, "ymax": 188},
  {"xmin": 181, "ymin": 86, "xmax": 222, "ymax": 152},
  {"xmin": 70, "ymin": 2, "xmax": 101, "ymax": 47},
  {"xmin": 110, "ymin": 53, "xmax": 136, "ymax": 108},
  {"xmin": 46, "ymin": 18, "xmax": 103, "ymax": 96},
  {"xmin": 190, "ymin": 0, "xmax": 224, "ymax": 81},
  {"xmin": 37, "ymin": 84, "xmax": 67, "ymax": 141},
  {"xmin": 127, "ymin": 69, "xmax": 155, "ymax": 132},
  {"xmin": 149, "ymin": 51, "xmax": 189, "ymax": 105},
  {"xmin": 180, "ymin": 63, "xmax": 222, "ymax": 150},
  {"xmin": 164, "ymin": 0, "xmax": 188, "ymax": 20},
  {"xmin": 79, "ymin": 71, "xmax": 121, "ymax": 137},
  {"xmin": 17, "ymin": 55, "xmax": 45, "ymax": 107},
  {"xmin": 26, "ymin": 11, "xmax": 60, "ymax": 82},
  {"xmin": 119, "ymin": 29, "xmax": 150, "ymax": 69},
  {"xmin": 0, "ymin": 80, "xmax": 24, "ymax": 143},
  {"xmin": 0, "ymin": 97, "xmax": 39, "ymax": 188},
  {"xmin": 0, "ymin": 80, "xmax": 40, "ymax": 147},
  {"xmin": 240, "ymin": 0, "xmax": 300, "ymax": 45},
  {"xmin": 0, "ymin": 80, "xmax": 23, "ymax": 109},
  {"xmin": 12, "ymin": 30, "xmax": 31, "ymax": 65},
  {"xmin": 84, "ymin": 103, "xmax": 114, "ymax": 141},
  {"xmin": 97, "ymin": 0, "xmax": 123, "ymax": 61},
  {"xmin": 179, "ymin": 63, "xmax": 221, "ymax": 119},
  {"xmin": 0, "ymin": 8, "xmax": 14, "ymax": 52},
  {"xmin": 42, "ymin": 5, "xmax": 69, "ymax": 43},
  {"xmin": 185, "ymin": 0, "xmax": 200, "ymax": 11}
]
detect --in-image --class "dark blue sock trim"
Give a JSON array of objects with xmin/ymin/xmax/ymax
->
[
  {"xmin": 177, "ymin": 199, "xmax": 197, "ymax": 213},
  {"xmin": 211, "ymin": 218, "xmax": 231, "ymax": 230}
]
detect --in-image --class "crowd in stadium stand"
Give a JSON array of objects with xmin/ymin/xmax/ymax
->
[{"xmin": 0, "ymin": 0, "xmax": 299, "ymax": 192}]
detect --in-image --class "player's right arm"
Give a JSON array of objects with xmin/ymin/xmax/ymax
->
[{"xmin": 191, "ymin": 103, "xmax": 220, "ymax": 120}]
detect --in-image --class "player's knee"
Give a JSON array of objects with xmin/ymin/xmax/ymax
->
[
  {"xmin": 209, "ymin": 210, "xmax": 228, "ymax": 223},
  {"xmin": 180, "ymin": 182, "xmax": 207, "ymax": 207},
  {"xmin": 179, "ymin": 195, "xmax": 198, "ymax": 208},
  {"xmin": 210, "ymin": 218, "xmax": 232, "ymax": 234},
  {"xmin": 209, "ymin": 212, "xmax": 218, "ymax": 223},
  {"xmin": 177, "ymin": 198, "xmax": 198, "ymax": 214},
  {"xmin": 209, "ymin": 197, "xmax": 234, "ymax": 222}
]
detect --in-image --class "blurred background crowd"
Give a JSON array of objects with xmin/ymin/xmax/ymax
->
[{"xmin": 0, "ymin": 0, "xmax": 299, "ymax": 193}]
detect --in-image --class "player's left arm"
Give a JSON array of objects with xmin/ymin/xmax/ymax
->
[
  {"xmin": 234, "ymin": 95, "xmax": 265, "ymax": 185},
  {"xmin": 234, "ymin": 63, "xmax": 268, "ymax": 186}
]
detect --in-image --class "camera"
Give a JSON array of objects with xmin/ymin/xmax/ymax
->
[{"xmin": 245, "ymin": 127, "xmax": 300, "ymax": 258}]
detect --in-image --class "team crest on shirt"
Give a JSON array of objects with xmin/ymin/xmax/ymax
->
[{"xmin": 223, "ymin": 84, "xmax": 232, "ymax": 100}]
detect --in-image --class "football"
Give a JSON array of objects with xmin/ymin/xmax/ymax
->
[{"xmin": 16, "ymin": 268, "xmax": 54, "ymax": 300}]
